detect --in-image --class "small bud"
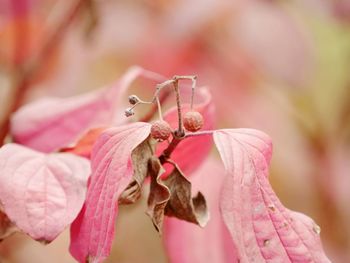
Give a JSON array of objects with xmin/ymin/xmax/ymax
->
[
  {"xmin": 124, "ymin": 108, "xmax": 134, "ymax": 117},
  {"xmin": 183, "ymin": 111, "xmax": 204, "ymax": 132},
  {"xmin": 151, "ymin": 120, "xmax": 172, "ymax": 141},
  {"xmin": 128, "ymin": 95, "xmax": 140, "ymax": 105}
]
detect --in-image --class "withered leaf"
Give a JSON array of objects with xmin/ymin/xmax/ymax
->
[
  {"xmin": 119, "ymin": 137, "xmax": 155, "ymax": 205},
  {"xmin": 146, "ymin": 157, "xmax": 170, "ymax": 233},
  {"xmin": 164, "ymin": 164, "xmax": 209, "ymax": 227},
  {"xmin": 0, "ymin": 208, "xmax": 17, "ymax": 241},
  {"xmin": 146, "ymin": 158, "xmax": 209, "ymax": 233}
]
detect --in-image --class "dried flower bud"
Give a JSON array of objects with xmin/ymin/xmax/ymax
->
[
  {"xmin": 128, "ymin": 95, "xmax": 140, "ymax": 105},
  {"xmin": 183, "ymin": 111, "xmax": 204, "ymax": 132},
  {"xmin": 151, "ymin": 120, "xmax": 172, "ymax": 141},
  {"xmin": 124, "ymin": 108, "xmax": 134, "ymax": 117}
]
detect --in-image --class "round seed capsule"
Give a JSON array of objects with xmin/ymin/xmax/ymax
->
[
  {"xmin": 151, "ymin": 120, "xmax": 172, "ymax": 141},
  {"xmin": 183, "ymin": 111, "xmax": 204, "ymax": 132}
]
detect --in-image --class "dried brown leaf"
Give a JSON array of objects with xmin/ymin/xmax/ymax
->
[
  {"xmin": 146, "ymin": 157, "xmax": 170, "ymax": 233},
  {"xmin": 0, "ymin": 209, "xmax": 17, "ymax": 241},
  {"xmin": 146, "ymin": 158, "xmax": 209, "ymax": 234},
  {"xmin": 119, "ymin": 137, "xmax": 155, "ymax": 205},
  {"xmin": 164, "ymin": 164, "xmax": 209, "ymax": 227}
]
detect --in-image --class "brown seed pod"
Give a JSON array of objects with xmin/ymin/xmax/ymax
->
[
  {"xmin": 128, "ymin": 95, "xmax": 140, "ymax": 105},
  {"xmin": 183, "ymin": 111, "xmax": 204, "ymax": 132},
  {"xmin": 151, "ymin": 120, "xmax": 172, "ymax": 141},
  {"xmin": 124, "ymin": 108, "xmax": 134, "ymax": 117}
]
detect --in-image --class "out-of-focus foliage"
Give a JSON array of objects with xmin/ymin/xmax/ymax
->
[{"xmin": 0, "ymin": 0, "xmax": 350, "ymax": 262}]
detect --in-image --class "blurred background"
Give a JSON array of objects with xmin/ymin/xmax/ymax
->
[{"xmin": 0, "ymin": 0, "xmax": 350, "ymax": 262}]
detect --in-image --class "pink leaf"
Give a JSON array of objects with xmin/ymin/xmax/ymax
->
[
  {"xmin": 0, "ymin": 143, "xmax": 90, "ymax": 242},
  {"xmin": 10, "ymin": 66, "xmax": 164, "ymax": 153},
  {"xmin": 69, "ymin": 122, "xmax": 151, "ymax": 263},
  {"xmin": 157, "ymin": 87, "xmax": 214, "ymax": 176},
  {"xmin": 163, "ymin": 158, "xmax": 238, "ymax": 263},
  {"xmin": 213, "ymin": 129, "xmax": 331, "ymax": 262}
]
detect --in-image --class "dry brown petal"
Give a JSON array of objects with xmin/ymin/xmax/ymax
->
[
  {"xmin": 119, "ymin": 137, "xmax": 155, "ymax": 205},
  {"xmin": 164, "ymin": 164, "xmax": 209, "ymax": 227},
  {"xmin": 146, "ymin": 157, "xmax": 170, "ymax": 233}
]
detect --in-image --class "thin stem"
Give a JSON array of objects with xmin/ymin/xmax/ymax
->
[
  {"xmin": 190, "ymin": 76, "xmax": 197, "ymax": 110},
  {"xmin": 184, "ymin": 130, "xmax": 213, "ymax": 138},
  {"xmin": 130, "ymin": 79, "xmax": 174, "ymax": 121},
  {"xmin": 173, "ymin": 75, "xmax": 197, "ymax": 81},
  {"xmin": 159, "ymin": 137, "xmax": 182, "ymax": 164},
  {"xmin": 159, "ymin": 130, "xmax": 213, "ymax": 165},
  {"xmin": 156, "ymin": 79, "xmax": 175, "ymax": 92},
  {"xmin": 139, "ymin": 88, "xmax": 171, "ymax": 122},
  {"xmin": 144, "ymin": 75, "xmax": 202, "ymax": 162},
  {"xmin": 173, "ymin": 75, "xmax": 197, "ymax": 110},
  {"xmin": 156, "ymin": 96, "xmax": 163, "ymax": 120},
  {"xmin": 173, "ymin": 80, "xmax": 184, "ymax": 137}
]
